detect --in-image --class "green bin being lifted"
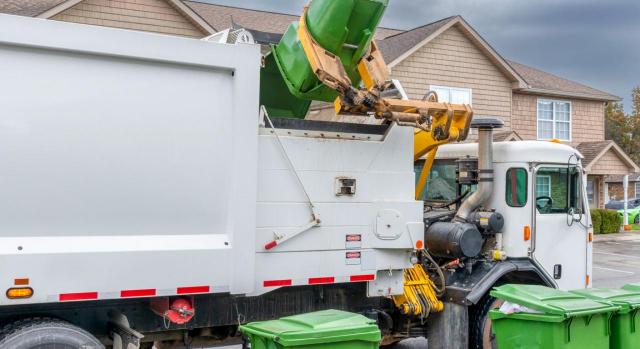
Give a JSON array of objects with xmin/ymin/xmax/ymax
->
[
  {"xmin": 571, "ymin": 288, "xmax": 640, "ymax": 349},
  {"xmin": 239, "ymin": 310, "xmax": 381, "ymax": 349},
  {"xmin": 489, "ymin": 285, "xmax": 619, "ymax": 349}
]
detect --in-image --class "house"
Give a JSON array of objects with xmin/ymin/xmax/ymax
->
[
  {"xmin": 1, "ymin": 0, "xmax": 636, "ymax": 208},
  {"xmin": 605, "ymin": 174, "xmax": 640, "ymax": 202}
]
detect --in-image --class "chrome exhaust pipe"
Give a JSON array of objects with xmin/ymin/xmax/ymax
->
[{"xmin": 455, "ymin": 118, "xmax": 504, "ymax": 222}]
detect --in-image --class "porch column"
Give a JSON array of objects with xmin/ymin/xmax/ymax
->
[{"xmin": 624, "ymin": 174, "xmax": 630, "ymax": 229}]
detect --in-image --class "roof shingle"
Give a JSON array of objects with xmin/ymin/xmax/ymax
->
[
  {"xmin": 575, "ymin": 141, "xmax": 613, "ymax": 167},
  {"xmin": 377, "ymin": 16, "xmax": 454, "ymax": 63},
  {"xmin": 508, "ymin": 60, "xmax": 620, "ymax": 101},
  {"xmin": 0, "ymin": 0, "xmax": 66, "ymax": 17},
  {"xmin": 184, "ymin": 1, "xmax": 401, "ymax": 41}
]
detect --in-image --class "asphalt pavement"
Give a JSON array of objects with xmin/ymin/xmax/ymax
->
[{"xmin": 593, "ymin": 231, "xmax": 640, "ymax": 288}]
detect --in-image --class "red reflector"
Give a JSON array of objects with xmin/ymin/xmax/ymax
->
[
  {"xmin": 264, "ymin": 241, "xmax": 277, "ymax": 250},
  {"xmin": 309, "ymin": 277, "xmax": 335, "ymax": 285},
  {"xmin": 120, "ymin": 289, "xmax": 156, "ymax": 298},
  {"xmin": 263, "ymin": 279, "xmax": 292, "ymax": 287},
  {"xmin": 59, "ymin": 292, "xmax": 98, "ymax": 302},
  {"xmin": 350, "ymin": 274, "xmax": 375, "ymax": 282},
  {"xmin": 177, "ymin": 286, "xmax": 210, "ymax": 295}
]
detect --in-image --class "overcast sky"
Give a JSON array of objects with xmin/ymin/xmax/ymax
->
[{"xmin": 198, "ymin": 0, "xmax": 639, "ymax": 113}]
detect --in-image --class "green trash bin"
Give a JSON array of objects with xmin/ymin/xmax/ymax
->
[
  {"xmin": 239, "ymin": 309, "xmax": 381, "ymax": 349},
  {"xmin": 489, "ymin": 285, "xmax": 619, "ymax": 349},
  {"xmin": 623, "ymin": 284, "xmax": 640, "ymax": 292},
  {"xmin": 571, "ymin": 288, "xmax": 640, "ymax": 349}
]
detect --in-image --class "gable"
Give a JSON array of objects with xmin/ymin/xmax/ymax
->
[
  {"xmin": 51, "ymin": 0, "xmax": 208, "ymax": 38},
  {"xmin": 390, "ymin": 25, "xmax": 513, "ymax": 128},
  {"xmin": 590, "ymin": 149, "xmax": 636, "ymax": 175}
]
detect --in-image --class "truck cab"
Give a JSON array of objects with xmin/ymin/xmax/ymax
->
[{"xmin": 423, "ymin": 140, "xmax": 592, "ymax": 290}]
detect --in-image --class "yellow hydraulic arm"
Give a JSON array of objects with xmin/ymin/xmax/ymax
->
[{"xmin": 296, "ymin": 2, "xmax": 474, "ymax": 320}]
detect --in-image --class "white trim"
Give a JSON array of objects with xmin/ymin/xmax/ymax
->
[
  {"xmin": 536, "ymin": 175, "xmax": 552, "ymax": 197},
  {"xmin": 429, "ymin": 85, "xmax": 472, "ymax": 105},
  {"xmin": 536, "ymin": 98, "xmax": 572, "ymax": 142},
  {"xmin": 37, "ymin": 0, "xmax": 216, "ymax": 35},
  {"xmin": 166, "ymin": 0, "xmax": 216, "ymax": 35},
  {"xmin": 37, "ymin": 0, "xmax": 83, "ymax": 18}
]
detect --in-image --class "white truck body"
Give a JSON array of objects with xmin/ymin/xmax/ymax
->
[{"xmin": 0, "ymin": 15, "xmax": 421, "ymax": 306}]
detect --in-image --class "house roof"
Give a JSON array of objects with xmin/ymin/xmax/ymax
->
[
  {"xmin": 0, "ymin": 0, "xmax": 66, "ymax": 17},
  {"xmin": 0, "ymin": 0, "xmax": 216, "ymax": 35},
  {"xmin": 508, "ymin": 60, "xmax": 620, "ymax": 102},
  {"xmin": 493, "ymin": 130, "xmax": 523, "ymax": 142},
  {"xmin": 1, "ymin": 1, "xmax": 618, "ymax": 102},
  {"xmin": 378, "ymin": 16, "xmax": 528, "ymax": 89},
  {"xmin": 377, "ymin": 16, "xmax": 453, "ymax": 63},
  {"xmin": 184, "ymin": 1, "xmax": 401, "ymax": 41},
  {"xmin": 605, "ymin": 174, "xmax": 640, "ymax": 183},
  {"xmin": 575, "ymin": 140, "xmax": 639, "ymax": 173}
]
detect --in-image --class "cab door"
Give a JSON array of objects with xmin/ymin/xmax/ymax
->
[{"xmin": 532, "ymin": 165, "xmax": 589, "ymax": 290}]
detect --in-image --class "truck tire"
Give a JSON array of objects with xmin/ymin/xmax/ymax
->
[
  {"xmin": 469, "ymin": 295, "xmax": 503, "ymax": 349},
  {"xmin": 0, "ymin": 318, "xmax": 104, "ymax": 349}
]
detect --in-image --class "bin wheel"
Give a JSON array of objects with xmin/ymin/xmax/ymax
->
[
  {"xmin": 469, "ymin": 296, "xmax": 503, "ymax": 349},
  {"xmin": 0, "ymin": 317, "xmax": 104, "ymax": 349}
]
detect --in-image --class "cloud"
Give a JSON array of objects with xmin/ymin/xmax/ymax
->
[{"xmin": 195, "ymin": 0, "xmax": 640, "ymax": 111}]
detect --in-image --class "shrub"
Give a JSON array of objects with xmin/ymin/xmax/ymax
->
[
  {"xmin": 590, "ymin": 209, "xmax": 622, "ymax": 234},
  {"xmin": 590, "ymin": 209, "xmax": 602, "ymax": 234},
  {"xmin": 602, "ymin": 210, "xmax": 623, "ymax": 234}
]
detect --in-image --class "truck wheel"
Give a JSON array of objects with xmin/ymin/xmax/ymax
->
[
  {"xmin": 0, "ymin": 318, "xmax": 104, "ymax": 349},
  {"xmin": 469, "ymin": 296, "xmax": 503, "ymax": 349}
]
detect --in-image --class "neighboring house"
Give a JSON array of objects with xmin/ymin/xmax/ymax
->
[
  {"xmin": 605, "ymin": 174, "xmax": 640, "ymax": 202},
  {"xmin": 1, "ymin": 0, "xmax": 636, "ymax": 208}
]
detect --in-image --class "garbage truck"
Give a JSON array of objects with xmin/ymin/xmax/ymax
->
[{"xmin": 0, "ymin": 1, "xmax": 591, "ymax": 348}]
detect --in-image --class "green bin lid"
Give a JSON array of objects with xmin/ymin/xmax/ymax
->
[
  {"xmin": 623, "ymin": 283, "xmax": 640, "ymax": 292},
  {"xmin": 239, "ymin": 310, "xmax": 381, "ymax": 346},
  {"xmin": 571, "ymin": 288, "xmax": 640, "ymax": 313},
  {"xmin": 490, "ymin": 284, "xmax": 619, "ymax": 318}
]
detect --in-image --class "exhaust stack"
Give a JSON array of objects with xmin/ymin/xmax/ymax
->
[{"xmin": 455, "ymin": 118, "xmax": 504, "ymax": 222}]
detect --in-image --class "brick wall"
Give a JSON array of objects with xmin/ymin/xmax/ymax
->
[
  {"xmin": 52, "ymin": 0, "xmax": 206, "ymax": 38},
  {"xmin": 389, "ymin": 25, "xmax": 513, "ymax": 129},
  {"xmin": 608, "ymin": 182, "xmax": 638, "ymax": 201},
  {"xmin": 511, "ymin": 93, "xmax": 605, "ymax": 144}
]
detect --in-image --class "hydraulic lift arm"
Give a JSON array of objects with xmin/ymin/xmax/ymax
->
[
  {"xmin": 263, "ymin": 0, "xmax": 476, "ymax": 320},
  {"xmin": 296, "ymin": 3, "xmax": 473, "ymax": 199}
]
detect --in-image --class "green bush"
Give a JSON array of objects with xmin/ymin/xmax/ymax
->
[
  {"xmin": 590, "ymin": 209, "xmax": 602, "ymax": 234},
  {"xmin": 591, "ymin": 209, "xmax": 622, "ymax": 234}
]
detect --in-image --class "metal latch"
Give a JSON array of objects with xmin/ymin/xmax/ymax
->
[{"xmin": 335, "ymin": 177, "xmax": 356, "ymax": 196}]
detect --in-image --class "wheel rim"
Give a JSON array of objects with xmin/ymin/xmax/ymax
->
[{"xmin": 482, "ymin": 299, "xmax": 504, "ymax": 349}]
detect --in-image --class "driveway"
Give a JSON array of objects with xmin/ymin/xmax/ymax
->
[{"xmin": 593, "ymin": 231, "xmax": 640, "ymax": 287}]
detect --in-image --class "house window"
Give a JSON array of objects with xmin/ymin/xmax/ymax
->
[
  {"xmin": 430, "ymin": 85, "xmax": 472, "ymax": 104},
  {"xmin": 536, "ymin": 175, "xmax": 551, "ymax": 198},
  {"xmin": 635, "ymin": 182, "xmax": 640, "ymax": 199},
  {"xmin": 587, "ymin": 180, "xmax": 595, "ymax": 206},
  {"xmin": 537, "ymin": 99, "xmax": 571, "ymax": 141}
]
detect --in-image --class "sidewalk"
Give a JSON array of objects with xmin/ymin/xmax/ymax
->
[{"xmin": 593, "ymin": 231, "xmax": 640, "ymax": 243}]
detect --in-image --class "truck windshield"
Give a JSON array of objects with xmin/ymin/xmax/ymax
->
[
  {"xmin": 415, "ymin": 159, "xmax": 476, "ymax": 203},
  {"xmin": 535, "ymin": 166, "xmax": 582, "ymax": 214}
]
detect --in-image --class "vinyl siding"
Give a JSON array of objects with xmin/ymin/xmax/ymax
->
[
  {"xmin": 590, "ymin": 150, "xmax": 633, "ymax": 175},
  {"xmin": 52, "ymin": 0, "xmax": 205, "ymax": 38},
  {"xmin": 511, "ymin": 93, "xmax": 605, "ymax": 144},
  {"xmin": 390, "ymin": 25, "xmax": 513, "ymax": 129}
]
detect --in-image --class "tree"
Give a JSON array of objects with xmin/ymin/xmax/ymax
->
[{"xmin": 605, "ymin": 87, "xmax": 640, "ymax": 165}]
